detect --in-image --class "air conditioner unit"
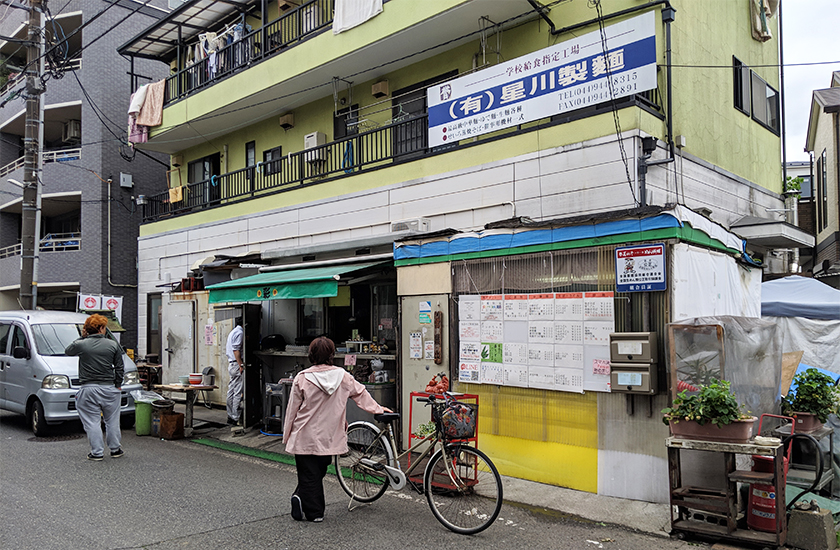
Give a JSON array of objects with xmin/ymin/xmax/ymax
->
[
  {"xmin": 62, "ymin": 120, "xmax": 81, "ymax": 143},
  {"xmin": 304, "ymin": 131, "xmax": 326, "ymax": 162},
  {"xmin": 390, "ymin": 218, "xmax": 431, "ymax": 234}
]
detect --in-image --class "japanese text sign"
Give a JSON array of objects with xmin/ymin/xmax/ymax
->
[
  {"xmin": 427, "ymin": 12, "xmax": 656, "ymax": 147},
  {"xmin": 615, "ymin": 243, "xmax": 666, "ymax": 292}
]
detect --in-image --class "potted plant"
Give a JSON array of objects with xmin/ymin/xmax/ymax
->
[
  {"xmin": 782, "ymin": 368, "xmax": 839, "ymax": 433},
  {"xmin": 662, "ymin": 379, "xmax": 756, "ymax": 443}
]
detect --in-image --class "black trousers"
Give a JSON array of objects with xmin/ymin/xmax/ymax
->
[{"xmin": 294, "ymin": 454, "xmax": 332, "ymax": 520}]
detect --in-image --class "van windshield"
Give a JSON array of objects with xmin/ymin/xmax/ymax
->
[
  {"xmin": 30, "ymin": 324, "xmax": 119, "ymax": 356},
  {"xmin": 31, "ymin": 324, "xmax": 85, "ymax": 356}
]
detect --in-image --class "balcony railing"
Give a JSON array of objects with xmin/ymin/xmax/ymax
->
[
  {"xmin": 141, "ymin": 93, "xmax": 663, "ymax": 223},
  {"xmin": 0, "ymin": 243, "xmax": 21, "ymax": 259},
  {"xmin": 0, "ymin": 233, "xmax": 80, "ymax": 259},
  {"xmin": 165, "ymin": 0, "xmax": 333, "ymax": 104},
  {"xmin": 0, "ymin": 58, "xmax": 81, "ymax": 99},
  {"xmin": 142, "ymin": 113, "xmax": 428, "ymax": 221},
  {"xmin": 40, "ymin": 232, "xmax": 81, "ymax": 252},
  {"xmin": 0, "ymin": 148, "xmax": 82, "ymax": 179}
]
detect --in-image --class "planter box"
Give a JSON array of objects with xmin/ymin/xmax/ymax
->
[
  {"xmin": 668, "ymin": 416, "xmax": 757, "ymax": 443},
  {"xmin": 791, "ymin": 412, "xmax": 823, "ymax": 433}
]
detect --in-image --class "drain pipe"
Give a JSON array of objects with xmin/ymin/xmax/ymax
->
[{"xmin": 647, "ymin": 5, "xmax": 676, "ymax": 166}]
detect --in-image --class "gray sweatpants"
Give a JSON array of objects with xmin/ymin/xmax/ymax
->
[
  {"xmin": 227, "ymin": 361, "xmax": 243, "ymax": 421},
  {"xmin": 76, "ymin": 384, "xmax": 122, "ymax": 457}
]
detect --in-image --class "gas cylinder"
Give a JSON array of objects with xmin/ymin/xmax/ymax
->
[{"xmin": 747, "ymin": 455, "xmax": 787, "ymax": 532}]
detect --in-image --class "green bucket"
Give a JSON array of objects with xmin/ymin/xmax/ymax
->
[{"xmin": 135, "ymin": 401, "xmax": 152, "ymax": 436}]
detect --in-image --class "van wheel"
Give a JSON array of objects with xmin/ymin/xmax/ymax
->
[
  {"xmin": 30, "ymin": 400, "xmax": 50, "ymax": 437},
  {"xmin": 120, "ymin": 414, "xmax": 135, "ymax": 429}
]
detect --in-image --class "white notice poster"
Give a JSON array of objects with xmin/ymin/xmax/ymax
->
[
  {"xmin": 459, "ymin": 341, "xmax": 482, "ymax": 362},
  {"xmin": 458, "ymin": 295, "xmax": 480, "ymax": 320},
  {"xmin": 555, "ymin": 367, "xmax": 584, "ymax": 393},
  {"xmin": 583, "ymin": 321, "xmax": 614, "ymax": 345},
  {"xmin": 527, "ymin": 343, "xmax": 555, "ymax": 366},
  {"xmin": 480, "ymin": 362, "xmax": 504, "ymax": 385},
  {"xmin": 503, "ymin": 365, "xmax": 529, "ymax": 387},
  {"xmin": 584, "ymin": 291, "xmax": 614, "ymax": 320},
  {"xmin": 503, "ymin": 294, "xmax": 529, "ymax": 320},
  {"xmin": 528, "ymin": 321, "xmax": 554, "ymax": 343},
  {"xmin": 409, "ymin": 332, "xmax": 422, "ymax": 359},
  {"xmin": 554, "ymin": 321, "xmax": 584, "ymax": 345},
  {"xmin": 459, "ymin": 361, "xmax": 480, "ymax": 383},
  {"xmin": 480, "ymin": 295, "xmax": 504, "ymax": 320},
  {"xmin": 503, "ymin": 342, "xmax": 528, "ymax": 364},
  {"xmin": 459, "ymin": 320, "xmax": 481, "ymax": 342},
  {"xmin": 554, "ymin": 345, "xmax": 584, "ymax": 369},
  {"xmin": 528, "ymin": 293, "xmax": 554, "ymax": 320},
  {"xmin": 528, "ymin": 366, "xmax": 556, "ymax": 390},
  {"xmin": 554, "ymin": 292, "xmax": 584, "ymax": 320},
  {"xmin": 480, "ymin": 321, "xmax": 504, "ymax": 342}
]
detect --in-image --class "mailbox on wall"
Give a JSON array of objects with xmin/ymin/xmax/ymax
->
[{"xmin": 609, "ymin": 332, "xmax": 658, "ymax": 394}]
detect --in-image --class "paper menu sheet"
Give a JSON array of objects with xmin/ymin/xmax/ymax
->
[
  {"xmin": 554, "ymin": 292, "xmax": 584, "ymax": 320},
  {"xmin": 503, "ymin": 294, "xmax": 529, "ymax": 320},
  {"xmin": 528, "ymin": 293, "xmax": 554, "ymax": 320},
  {"xmin": 458, "ymin": 295, "xmax": 480, "ymax": 320},
  {"xmin": 481, "ymin": 321, "xmax": 504, "ymax": 342},
  {"xmin": 584, "ymin": 291, "xmax": 614, "ymax": 320},
  {"xmin": 480, "ymin": 295, "xmax": 503, "ymax": 320},
  {"xmin": 480, "ymin": 362, "xmax": 504, "ymax": 385},
  {"xmin": 503, "ymin": 365, "xmax": 528, "ymax": 387},
  {"xmin": 459, "ymin": 320, "xmax": 481, "ymax": 341}
]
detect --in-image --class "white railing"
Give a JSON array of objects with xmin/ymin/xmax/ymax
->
[
  {"xmin": 0, "ymin": 233, "xmax": 80, "ymax": 259},
  {"xmin": 0, "ymin": 58, "xmax": 81, "ymax": 99},
  {"xmin": 0, "ymin": 243, "xmax": 21, "ymax": 259},
  {"xmin": 0, "ymin": 147, "xmax": 82, "ymax": 178}
]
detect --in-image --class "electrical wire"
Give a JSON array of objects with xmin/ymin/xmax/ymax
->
[{"xmin": 592, "ymin": 0, "xmax": 637, "ymax": 206}]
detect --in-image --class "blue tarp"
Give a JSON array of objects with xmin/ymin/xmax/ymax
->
[{"xmin": 761, "ymin": 275, "xmax": 840, "ymax": 320}]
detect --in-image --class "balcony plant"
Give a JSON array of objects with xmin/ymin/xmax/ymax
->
[
  {"xmin": 781, "ymin": 368, "xmax": 839, "ymax": 432},
  {"xmin": 662, "ymin": 379, "xmax": 756, "ymax": 443}
]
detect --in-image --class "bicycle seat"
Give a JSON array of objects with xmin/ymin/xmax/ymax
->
[{"xmin": 374, "ymin": 412, "xmax": 400, "ymax": 423}]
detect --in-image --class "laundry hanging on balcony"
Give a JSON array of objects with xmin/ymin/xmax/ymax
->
[
  {"xmin": 127, "ymin": 85, "xmax": 150, "ymax": 146},
  {"xmin": 333, "ymin": 0, "xmax": 383, "ymax": 35},
  {"xmin": 136, "ymin": 79, "xmax": 165, "ymax": 127}
]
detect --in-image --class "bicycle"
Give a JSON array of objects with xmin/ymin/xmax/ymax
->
[{"xmin": 334, "ymin": 394, "xmax": 503, "ymax": 534}]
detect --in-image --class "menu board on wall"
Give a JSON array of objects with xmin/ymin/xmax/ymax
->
[{"xmin": 458, "ymin": 291, "xmax": 615, "ymax": 393}]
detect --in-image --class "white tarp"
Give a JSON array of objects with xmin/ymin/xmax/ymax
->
[
  {"xmin": 671, "ymin": 243, "xmax": 761, "ymax": 321},
  {"xmin": 765, "ymin": 316, "xmax": 840, "ymax": 373},
  {"xmin": 333, "ymin": 0, "xmax": 383, "ymax": 34}
]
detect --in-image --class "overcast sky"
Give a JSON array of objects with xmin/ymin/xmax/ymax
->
[{"xmin": 782, "ymin": 0, "xmax": 840, "ymax": 163}]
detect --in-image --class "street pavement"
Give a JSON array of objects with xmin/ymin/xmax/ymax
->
[{"xmin": 0, "ymin": 407, "xmax": 691, "ymax": 550}]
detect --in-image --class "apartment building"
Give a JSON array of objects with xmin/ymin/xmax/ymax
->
[
  {"xmin": 120, "ymin": 0, "xmax": 812, "ymax": 503},
  {"xmin": 0, "ymin": 0, "xmax": 170, "ymax": 349}
]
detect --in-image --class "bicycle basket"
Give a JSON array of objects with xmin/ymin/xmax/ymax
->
[{"xmin": 439, "ymin": 401, "xmax": 477, "ymax": 440}]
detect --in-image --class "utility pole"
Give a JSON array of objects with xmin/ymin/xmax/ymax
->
[{"xmin": 20, "ymin": 0, "xmax": 45, "ymax": 309}]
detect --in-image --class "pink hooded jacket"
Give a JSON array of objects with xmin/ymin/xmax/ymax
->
[{"xmin": 282, "ymin": 364, "xmax": 385, "ymax": 455}]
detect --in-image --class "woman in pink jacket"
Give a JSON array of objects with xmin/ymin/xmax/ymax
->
[{"xmin": 283, "ymin": 336, "xmax": 391, "ymax": 522}]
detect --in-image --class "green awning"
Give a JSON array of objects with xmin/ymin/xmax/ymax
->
[{"xmin": 206, "ymin": 261, "xmax": 389, "ymax": 304}]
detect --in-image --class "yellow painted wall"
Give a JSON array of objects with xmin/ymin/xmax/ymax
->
[{"xmin": 458, "ymin": 383, "xmax": 599, "ymax": 493}]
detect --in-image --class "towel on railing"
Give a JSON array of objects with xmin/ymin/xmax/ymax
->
[
  {"xmin": 128, "ymin": 84, "xmax": 149, "ymax": 116},
  {"xmin": 136, "ymin": 79, "xmax": 165, "ymax": 127},
  {"xmin": 168, "ymin": 186, "xmax": 183, "ymax": 203},
  {"xmin": 333, "ymin": 0, "xmax": 383, "ymax": 35}
]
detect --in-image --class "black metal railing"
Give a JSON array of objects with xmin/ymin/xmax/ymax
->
[
  {"xmin": 164, "ymin": 0, "xmax": 334, "ymax": 104},
  {"xmin": 142, "ymin": 114, "xmax": 427, "ymax": 222}
]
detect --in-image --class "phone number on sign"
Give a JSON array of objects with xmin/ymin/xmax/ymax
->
[{"xmin": 557, "ymin": 73, "xmax": 640, "ymax": 110}]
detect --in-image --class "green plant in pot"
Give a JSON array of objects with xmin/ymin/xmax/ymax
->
[
  {"xmin": 662, "ymin": 379, "xmax": 755, "ymax": 442},
  {"xmin": 782, "ymin": 368, "xmax": 839, "ymax": 431}
]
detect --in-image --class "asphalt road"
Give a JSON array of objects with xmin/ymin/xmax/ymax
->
[{"xmin": 1, "ymin": 410, "xmax": 695, "ymax": 550}]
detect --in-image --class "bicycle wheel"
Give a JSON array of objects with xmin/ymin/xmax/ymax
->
[
  {"xmin": 334, "ymin": 422, "xmax": 392, "ymax": 503},
  {"xmin": 424, "ymin": 445, "xmax": 503, "ymax": 535}
]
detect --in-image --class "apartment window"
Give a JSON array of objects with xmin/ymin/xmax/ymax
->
[
  {"xmin": 818, "ymin": 150, "xmax": 828, "ymax": 231},
  {"xmin": 245, "ymin": 141, "xmax": 255, "ymax": 182},
  {"xmin": 733, "ymin": 57, "xmax": 750, "ymax": 115},
  {"xmin": 799, "ymin": 175, "xmax": 813, "ymax": 199},
  {"xmin": 263, "ymin": 146, "xmax": 283, "ymax": 176},
  {"xmin": 187, "ymin": 153, "xmax": 221, "ymax": 204},
  {"xmin": 750, "ymin": 72, "xmax": 780, "ymax": 134}
]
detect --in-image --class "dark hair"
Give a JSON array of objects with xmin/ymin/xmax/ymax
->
[
  {"xmin": 308, "ymin": 336, "xmax": 335, "ymax": 366},
  {"xmin": 235, "ymin": 316, "xmax": 243, "ymax": 326}
]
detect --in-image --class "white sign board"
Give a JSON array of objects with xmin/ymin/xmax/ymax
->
[{"xmin": 427, "ymin": 12, "xmax": 656, "ymax": 147}]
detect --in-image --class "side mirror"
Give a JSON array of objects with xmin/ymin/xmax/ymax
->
[{"xmin": 13, "ymin": 346, "xmax": 29, "ymax": 360}]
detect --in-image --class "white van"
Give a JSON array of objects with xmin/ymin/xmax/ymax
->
[{"xmin": 0, "ymin": 310, "xmax": 141, "ymax": 436}]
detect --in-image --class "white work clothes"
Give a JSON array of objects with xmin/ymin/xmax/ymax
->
[
  {"xmin": 225, "ymin": 325, "xmax": 244, "ymax": 421},
  {"xmin": 226, "ymin": 325, "xmax": 243, "ymax": 363}
]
